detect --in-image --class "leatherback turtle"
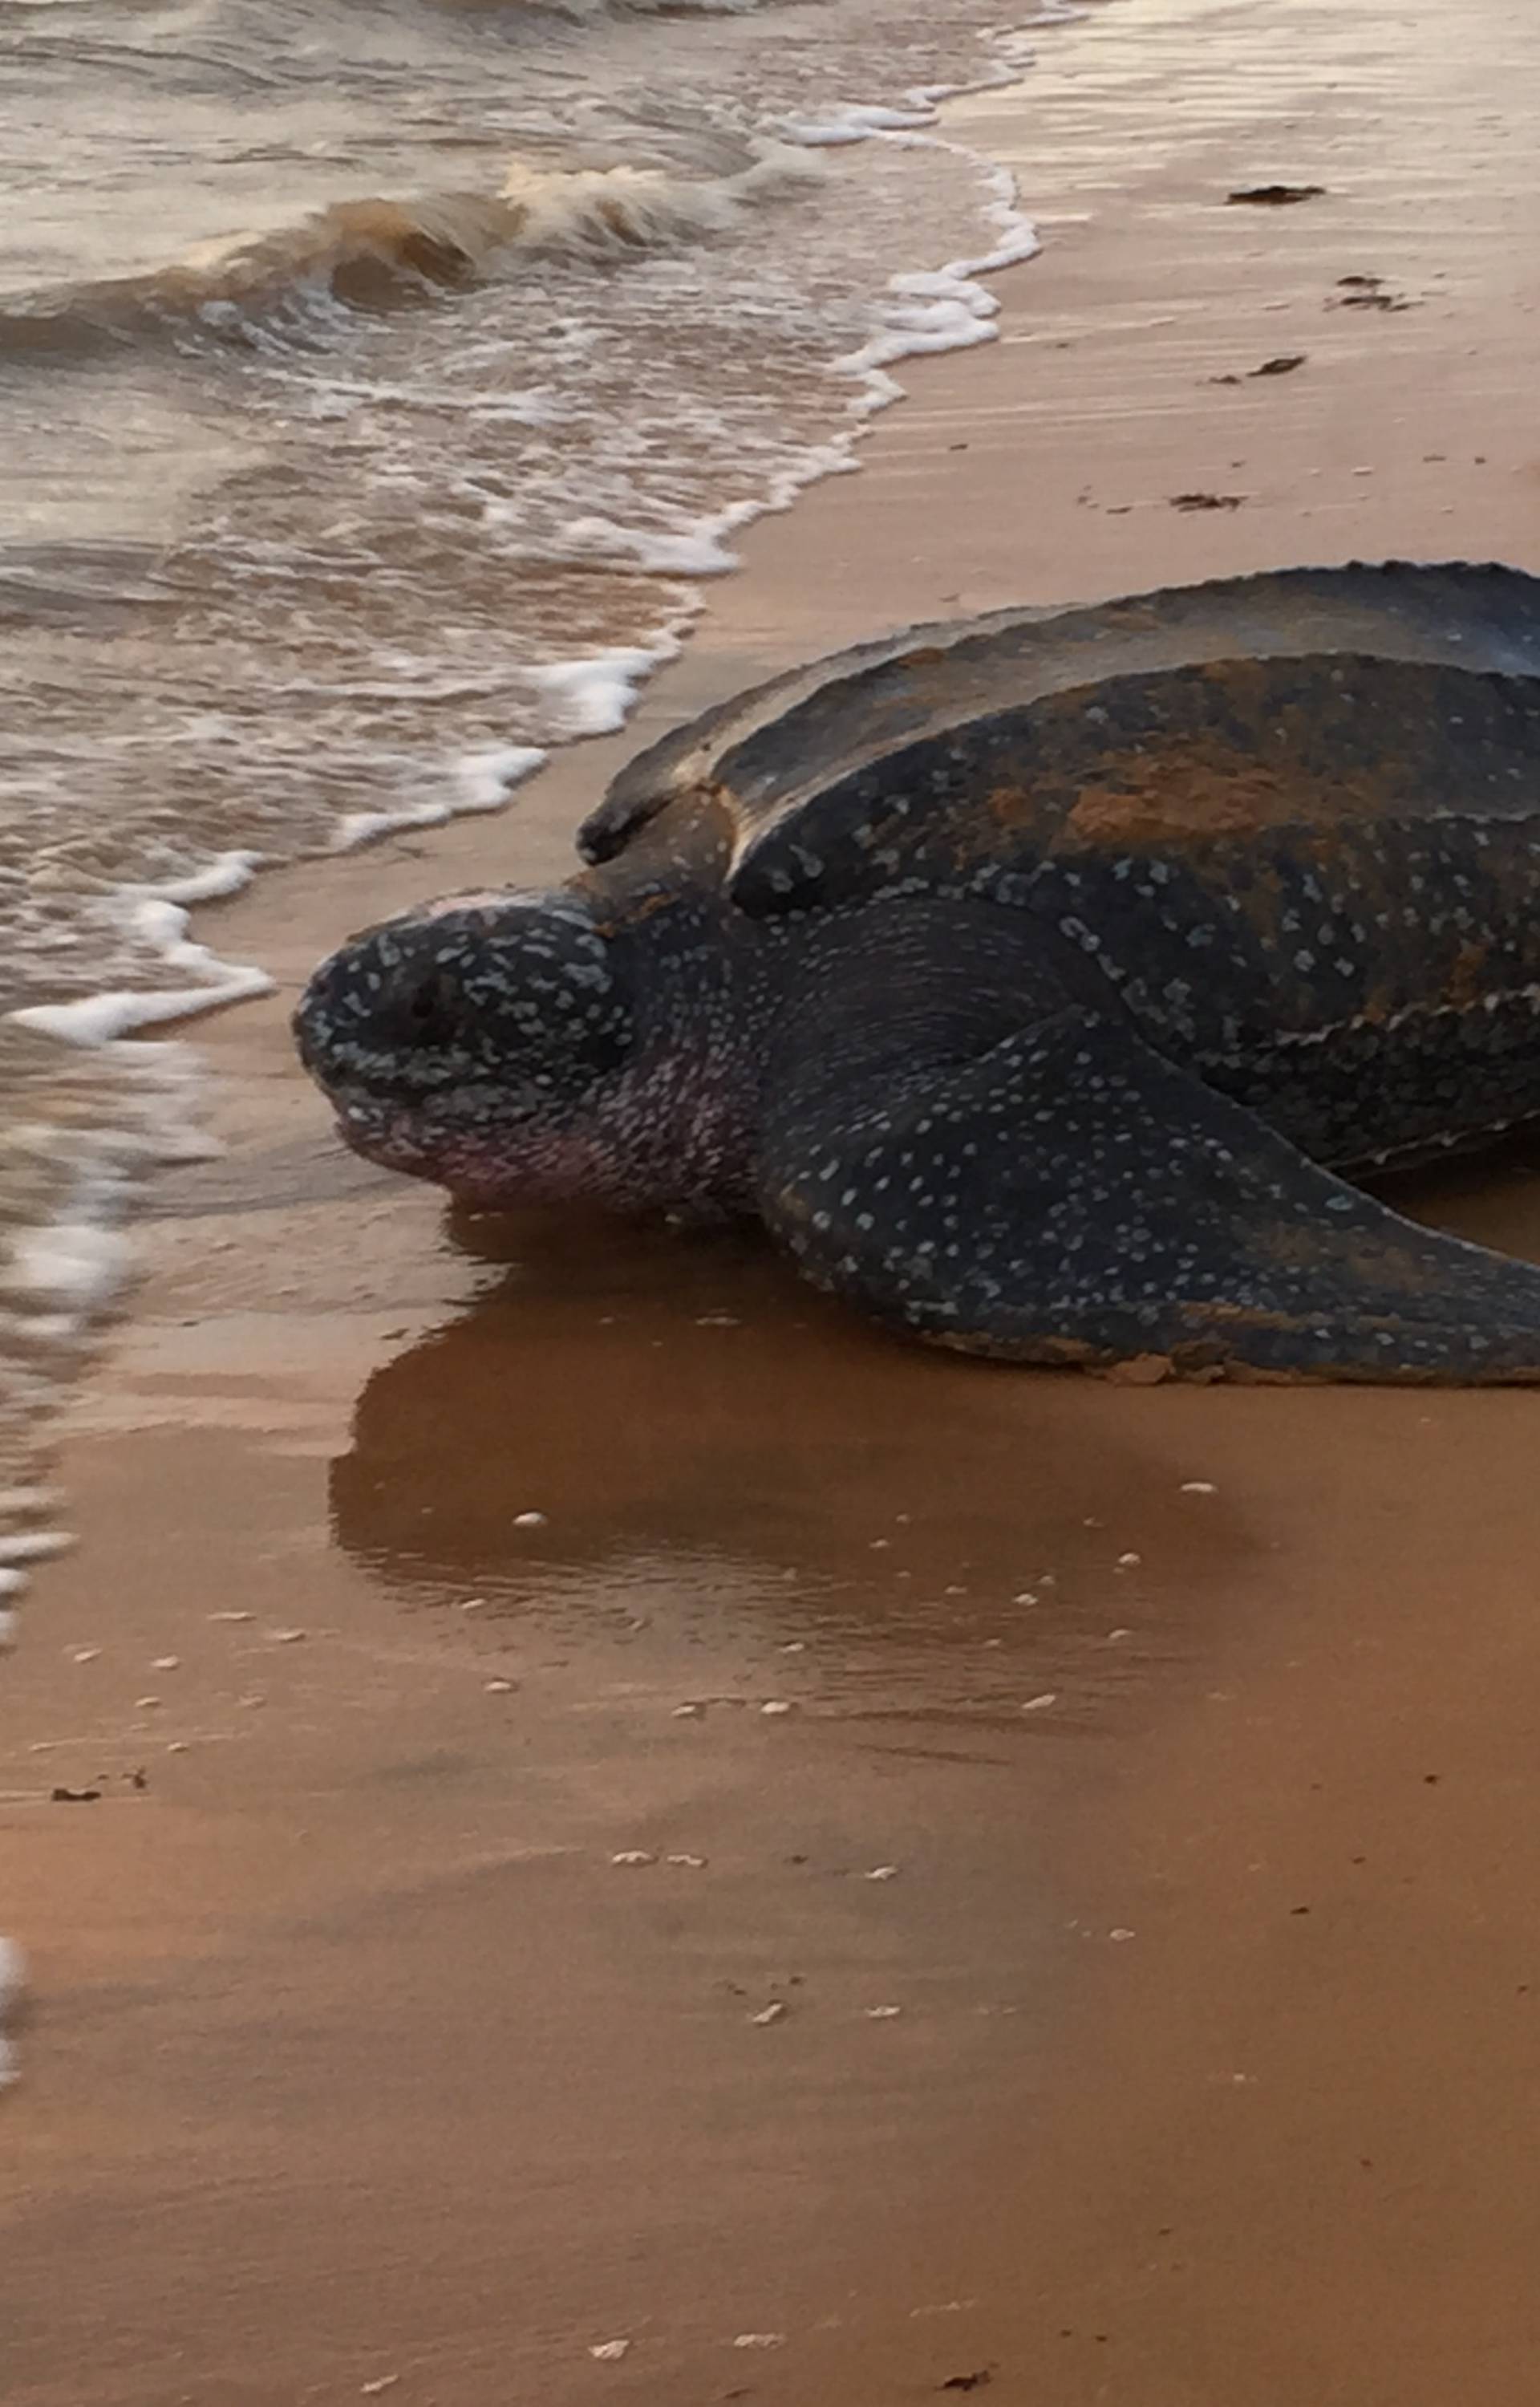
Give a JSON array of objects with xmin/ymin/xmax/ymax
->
[{"xmin": 295, "ymin": 560, "xmax": 1540, "ymax": 1382}]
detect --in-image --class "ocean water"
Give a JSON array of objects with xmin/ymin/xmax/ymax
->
[{"xmin": 0, "ymin": 0, "xmax": 1078, "ymax": 1525}]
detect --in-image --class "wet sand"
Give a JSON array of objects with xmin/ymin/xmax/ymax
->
[{"xmin": 6, "ymin": 0, "xmax": 1540, "ymax": 2398}]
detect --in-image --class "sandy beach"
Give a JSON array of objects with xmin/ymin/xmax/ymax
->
[{"xmin": 6, "ymin": 0, "xmax": 1540, "ymax": 2399}]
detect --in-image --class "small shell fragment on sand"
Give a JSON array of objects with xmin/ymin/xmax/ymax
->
[
  {"xmin": 610, "ymin": 1850, "xmax": 656, "ymax": 1867},
  {"xmin": 750, "ymin": 2003, "xmax": 787, "ymax": 2027},
  {"xmin": 151, "ymin": 1656, "xmax": 180, "ymax": 1671},
  {"xmin": 732, "ymin": 2332, "xmax": 787, "ymax": 2349},
  {"xmin": 70, "ymin": 1646, "xmax": 101, "ymax": 1664},
  {"xmin": 588, "ymin": 2341, "xmax": 631, "ymax": 2363},
  {"xmin": 460, "ymin": 1596, "xmax": 488, "ymax": 1612},
  {"xmin": 136, "ymin": 1696, "xmax": 162, "ymax": 1710},
  {"xmin": 1020, "ymin": 1694, "xmax": 1059, "ymax": 1714},
  {"xmin": 760, "ymin": 1699, "xmax": 795, "ymax": 1717},
  {"xmin": 667, "ymin": 1853, "xmax": 707, "ymax": 1869},
  {"xmin": 1109, "ymin": 1928, "xmax": 1137, "ymax": 1942},
  {"xmin": 513, "ymin": 1511, "xmax": 548, "ymax": 1529},
  {"xmin": 672, "ymin": 1702, "xmax": 705, "ymax": 1719},
  {"xmin": 865, "ymin": 1865, "xmax": 900, "ymax": 1881},
  {"xmin": 1181, "ymin": 1480, "xmax": 1218, "ymax": 1495},
  {"xmin": 484, "ymin": 1679, "xmax": 516, "ymax": 1695},
  {"xmin": 865, "ymin": 2005, "xmax": 903, "ymax": 2019},
  {"xmin": 208, "ymin": 1610, "xmax": 253, "ymax": 1623},
  {"xmin": 360, "ymin": 2380, "xmax": 402, "ymax": 2397},
  {"xmin": 270, "ymin": 1627, "xmax": 307, "ymax": 1645},
  {"xmin": 1116, "ymin": 1553, "xmax": 1142, "ymax": 1569},
  {"xmin": 1012, "ymin": 1592, "xmax": 1038, "ymax": 1606}
]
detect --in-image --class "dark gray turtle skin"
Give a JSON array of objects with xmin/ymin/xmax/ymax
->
[{"xmin": 295, "ymin": 559, "xmax": 1540, "ymax": 1383}]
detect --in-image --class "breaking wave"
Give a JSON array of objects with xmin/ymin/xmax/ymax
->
[{"xmin": 0, "ymin": 146, "xmax": 823, "ymax": 363}]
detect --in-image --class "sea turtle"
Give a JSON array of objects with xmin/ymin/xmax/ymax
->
[{"xmin": 294, "ymin": 559, "xmax": 1540, "ymax": 1382}]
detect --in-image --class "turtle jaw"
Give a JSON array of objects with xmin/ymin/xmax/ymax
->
[{"xmin": 320, "ymin": 1078, "xmax": 653, "ymax": 1212}]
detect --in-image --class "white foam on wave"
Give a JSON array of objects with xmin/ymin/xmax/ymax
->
[
  {"xmin": 0, "ymin": 1530, "xmax": 73, "ymax": 1565},
  {"xmin": 504, "ymin": 13, "xmax": 1059, "ymax": 628},
  {"xmin": 787, "ymin": 29, "xmax": 1047, "ymax": 404},
  {"xmin": 783, "ymin": 103, "xmax": 942, "ymax": 146},
  {"xmin": 0, "ymin": 1936, "xmax": 23, "ymax": 2093},
  {"xmin": 530, "ymin": 646, "xmax": 676, "ymax": 739},
  {"xmin": 453, "ymin": 745, "xmax": 551, "ymax": 813},
  {"xmin": 561, "ymin": 515, "xmax": 744, "ymax": 578},
  {"xmin": 333, "ymin": 741, "xmax": 549, "ymax": 850},
  {"xmin": 144, "ymin": 850, "xmax": 265, "ymax": 908},
  {"xmin": 498, "ymin": 143, "xmax": 825, "ymax": 262},
  {"xmin": 6, "ymin": 1219, "xmax": 132, "ymax": 1315}
]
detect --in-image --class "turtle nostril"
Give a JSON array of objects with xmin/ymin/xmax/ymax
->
[{"xmin": 405, "ymin": 968, "xmax": 460, "ymax": 1035}]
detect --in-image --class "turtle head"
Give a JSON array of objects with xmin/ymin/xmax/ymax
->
[{"xmin": 294, "ymin": 889, "xmax": 645, "ymax": 1209}]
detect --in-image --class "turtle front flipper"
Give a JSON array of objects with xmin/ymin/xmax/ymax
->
[{"xmin": 759, "ymin": 996, "xmax": 1540, "ymax": 1384}]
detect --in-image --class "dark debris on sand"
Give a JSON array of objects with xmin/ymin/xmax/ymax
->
[
  {"xmin": 1227, "ymin": 182, "xmax": 1326, "ymax": 205},
  {"xmin": 1331, "ymin": 274, "xmax": 1419, "ymax": 312},
  {"xmin": 1207, "ymin": 352, "xmax": 1307, "ymax": 384}
]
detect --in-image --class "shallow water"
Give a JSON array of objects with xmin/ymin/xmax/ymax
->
[{"xmin": 0, "ymin": 0, "xmax": 1074, "ymax": 1475}]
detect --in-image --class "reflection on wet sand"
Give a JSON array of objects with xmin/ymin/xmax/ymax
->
[{"xmin": 332, "ymin": 1201, "xmax": 1258, "ymax": 1719}]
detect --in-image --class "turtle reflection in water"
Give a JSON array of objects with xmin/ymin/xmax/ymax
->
[{"xmin": 295, "ymin": 562, "xmax": 1540, "ymax": 1383}]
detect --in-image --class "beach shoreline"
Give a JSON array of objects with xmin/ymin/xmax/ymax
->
[{"xmin": 6, "ymin": 0, "xmax": 1540, "ymax": 2398}]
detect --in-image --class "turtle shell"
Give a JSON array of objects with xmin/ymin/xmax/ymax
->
[{"xmin": 578, "ymin": 560, "xmax": 1540, "ymax": 912}]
